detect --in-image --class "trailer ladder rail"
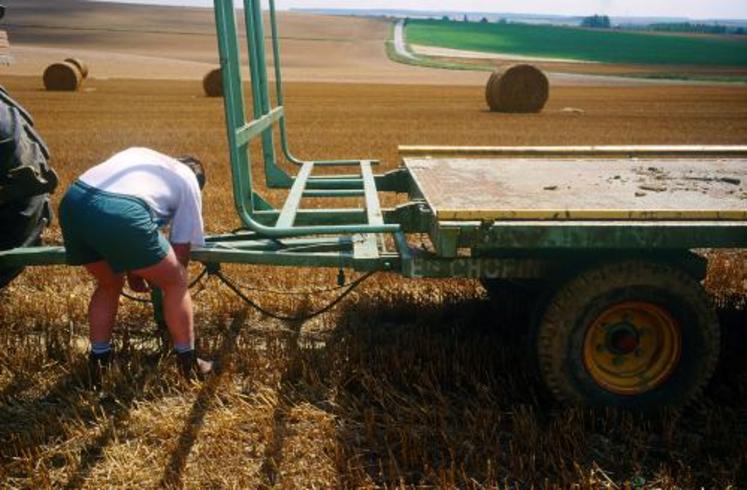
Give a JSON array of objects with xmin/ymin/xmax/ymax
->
[{"xmin": 213, "ymin": 0, "xmax": 399, "ymax": 239}]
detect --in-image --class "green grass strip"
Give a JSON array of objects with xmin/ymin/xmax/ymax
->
[{"xmin": 406, "ymin": 20, "xmax": 747, "ymax": 66}]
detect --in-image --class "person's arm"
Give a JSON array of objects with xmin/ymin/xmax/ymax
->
[
  {"xmin": 169, "ymin": 168, "xmax": 205, "ymax": 259},
  {"xmin": 172, "ymin": 242, "xmax": 190, "ymax": 268}
]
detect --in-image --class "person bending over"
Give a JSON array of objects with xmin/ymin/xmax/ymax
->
[{"xmin": 59, "ymin": 147, "xmax": 211, "ymax": 381}]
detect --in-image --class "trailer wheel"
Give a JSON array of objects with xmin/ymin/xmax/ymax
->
[{"xmin": 535, "ymin": 260, "xmax": 720, "ymax": 410}]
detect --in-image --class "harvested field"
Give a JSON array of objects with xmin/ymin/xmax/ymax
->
[
  {"xmin": 5, "ymin": 0, "xmax": 478, "ymax": 86},
  {"xmin": 4, "ymin": 0, "xmax": 734, "ymax": 86},
  {"xmin": 0, "ymin": 75, "xmax": 746, "ymax": 487}
]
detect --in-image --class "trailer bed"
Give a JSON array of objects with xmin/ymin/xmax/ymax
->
[{"xmin": 405, "ymin": 157, "xmax": 747, "ymax": 221}]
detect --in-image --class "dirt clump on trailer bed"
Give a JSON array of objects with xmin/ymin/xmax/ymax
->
[{"xmin": 0, "ymin": 76, "xmax": 746, "ymax": 487}]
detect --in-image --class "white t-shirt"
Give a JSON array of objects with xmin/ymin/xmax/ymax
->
[{"xmin": 79, "ymin": 147, "xmax": 205, "ymax": 247}]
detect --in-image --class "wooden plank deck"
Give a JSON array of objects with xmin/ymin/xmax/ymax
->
[{"xmin": 405, "ymin": 157, "xmax": 747, "ymax": 221}]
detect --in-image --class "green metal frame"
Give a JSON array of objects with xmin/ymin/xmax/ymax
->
[
  {"xmin": 428, "ymin": 220, "xmax": 747, "ymax": 258},
  {"xmin": 1, "ymin": 0, "xmax": 746, "ymax": 283},
  {"xmin": 213, "ymin": 0, "xmax": 401, "ymax": 240}
]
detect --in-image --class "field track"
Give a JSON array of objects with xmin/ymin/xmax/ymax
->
[{"xmin": 0, "ymin": 75, "xmax": 746, "ymax": 487}]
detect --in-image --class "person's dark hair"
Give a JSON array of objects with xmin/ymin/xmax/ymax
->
[{"xmin": 177, "ymin": 155, "xmax": 206, "ymax": 190}]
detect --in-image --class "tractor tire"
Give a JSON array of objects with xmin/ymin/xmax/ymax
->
[
  {"xmin": 534, "ymin": 259, "xmax": 720, "ymax": 411},
  {"xmin": 0, "ymin": 86, "xmax": 56, "ymax": 290},
  {"xmin": 0, "ymin": 201, "xmax": 47, "ymax": 290}
]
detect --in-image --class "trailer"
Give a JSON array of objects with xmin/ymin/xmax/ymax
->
[{"xmin": 0, "ymin": 0, "xmax": 746, "ymax": 410}]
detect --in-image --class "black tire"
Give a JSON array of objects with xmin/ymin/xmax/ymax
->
[
  {"xmin": 0, "ymin": 85, "xmax": 55, "ymax": 291},
  {"xmin": 0, "ymin": 193, "xmax": 51, "ymax": 291},
  {"xmin": 534, "ymin": 260, "xmax": 720, "ymax": 411}
]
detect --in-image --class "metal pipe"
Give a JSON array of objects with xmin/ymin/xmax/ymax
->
[
  {"xmin": 214, "ymin": 0, "xmax": 254, "ymax": 220},
  {"xmin": 241, "ymin": 0, "xmax": 262, "ymax": 120},
  {"xmin": 266, "ymin": 0, "xmax": 382, "ymax": 170},
  {"xmin": 246, "ymin": 0, "xmax": 279, "ymax": 174},
  {"xmin": 214, "ymin": 0, "xmax": 399, "ymax": 237}
]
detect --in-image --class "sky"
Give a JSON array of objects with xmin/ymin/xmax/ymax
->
[{"xmin": 94, "ymin": 0, "xmax": 747, "ymax": 20}]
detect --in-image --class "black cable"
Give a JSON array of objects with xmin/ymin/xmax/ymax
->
[
  {"xmin": 225, "ymin": 276, "xmax": 352, "ymax": 295},
  {"xmin": 118, "ymin": 264, "xmax": 373, "ymax": 322},
  {"xmin": 214, "ymin": 269, "xmax": 375, "ymax": 322},
  {"xmin": 188, "ymin": 267, "xmax": 209, "ymax": 289}
]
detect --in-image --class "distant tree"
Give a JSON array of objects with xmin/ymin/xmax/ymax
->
[
  {"xmin": 648, "ymin": 22, "xmax": 728, "ymax": 34},
  {"xmin": 463, "ymin": 14, "xmax": 469, "ymax": 22},
  {"xmin": 441, "ymin": 15, "xmax": 450, "ymax": 22},
  {"xmin": 480, "ymin": 17, "xmax": 489, "ymax": 23},
  {"xmin": 581, "ymin": 14, "xmax": 611, "ymax": 29},
  {"xmin": 498, "ymin": 18, "xmax": 508, "ymax": 24},
  {"xmin": 736, "ymin": 27, "xmax": 746, "ymax": 35}
]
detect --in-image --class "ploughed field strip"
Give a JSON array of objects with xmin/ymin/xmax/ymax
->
[{"xmin": 405, "ymin": 157, "xmax": 747, "ymax": 221}]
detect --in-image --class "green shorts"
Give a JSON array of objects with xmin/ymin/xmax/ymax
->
[{"xmin": 59, "ymin": 180, "xmax": 169, "ymax": 273}]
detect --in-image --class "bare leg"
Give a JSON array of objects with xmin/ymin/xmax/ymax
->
[
  {"xmin": 84, "ymin": 261, "xmax": 125, "ymax": 344},
  {"xmin": 131, "ymin": 248, "xmax": 193, "ymax": 347},
  {"xmin": 131, "ymin": 249, "xmax": 212, "ymax": 377}
]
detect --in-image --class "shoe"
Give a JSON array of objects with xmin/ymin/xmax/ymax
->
[
  {"xmin": 87, "ymin": 350, "xmax": 112, "ymax": 389},
  {"xmin": 176, "ymin": 350, "xmax": 214, "ymax": 380}
]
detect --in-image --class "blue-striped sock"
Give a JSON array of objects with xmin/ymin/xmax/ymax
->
[
  {"xmin": 91, "ymin": 340, "xmax": 112, "ymax": 356},
  {"xmin": 173, "ymin": 341, "xmax": 195, "ymax": 354}
]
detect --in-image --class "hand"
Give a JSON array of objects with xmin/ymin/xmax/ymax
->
[
  {"xmin": 127, "ymin": 272, "xmax": 150, "ymax": 293},
  {"xmin": 171, "ymin": 243, "xmax": 191, "ymax": 268}
]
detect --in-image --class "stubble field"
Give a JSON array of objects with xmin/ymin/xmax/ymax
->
[{"xmin": 1, "ymin": 75, "xmax": 747, "ymax": 487}]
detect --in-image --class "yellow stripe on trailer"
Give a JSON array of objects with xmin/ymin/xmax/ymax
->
[
  {"xmin": 399, "ymin": 145, "xmax": 747, "ymax": 158},
  {"xmin": 436, "ymin": 209, "xmax": 747, "ymax": 221}
]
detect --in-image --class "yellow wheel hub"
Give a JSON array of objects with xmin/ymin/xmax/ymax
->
[{"xmin": 583, "ymin": 301, "xmax": 681, "ymax": 396}]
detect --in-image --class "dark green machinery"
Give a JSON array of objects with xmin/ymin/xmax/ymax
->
[{"xmin": 1, "ymin": 0, "xmax": 746, "ymax": 410}]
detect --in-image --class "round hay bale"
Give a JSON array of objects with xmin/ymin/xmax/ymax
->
[
  {"xmin": 484, "ymin": 71, "xmax": 500, "ymax": 111},
  {"xmin": 63, "ymin": 57, "xmax": 89, "ymax": 78},
  {"xmin": 485, "ymin": 64, "xmax": 549, "ymax": 113},
  {"xmin": 43, "ymin": 62, "xmax": 81, "ymax": 91},
  {"xmin": 202, "ymin": 68, "xmax": 223, "ymax": 97}
]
